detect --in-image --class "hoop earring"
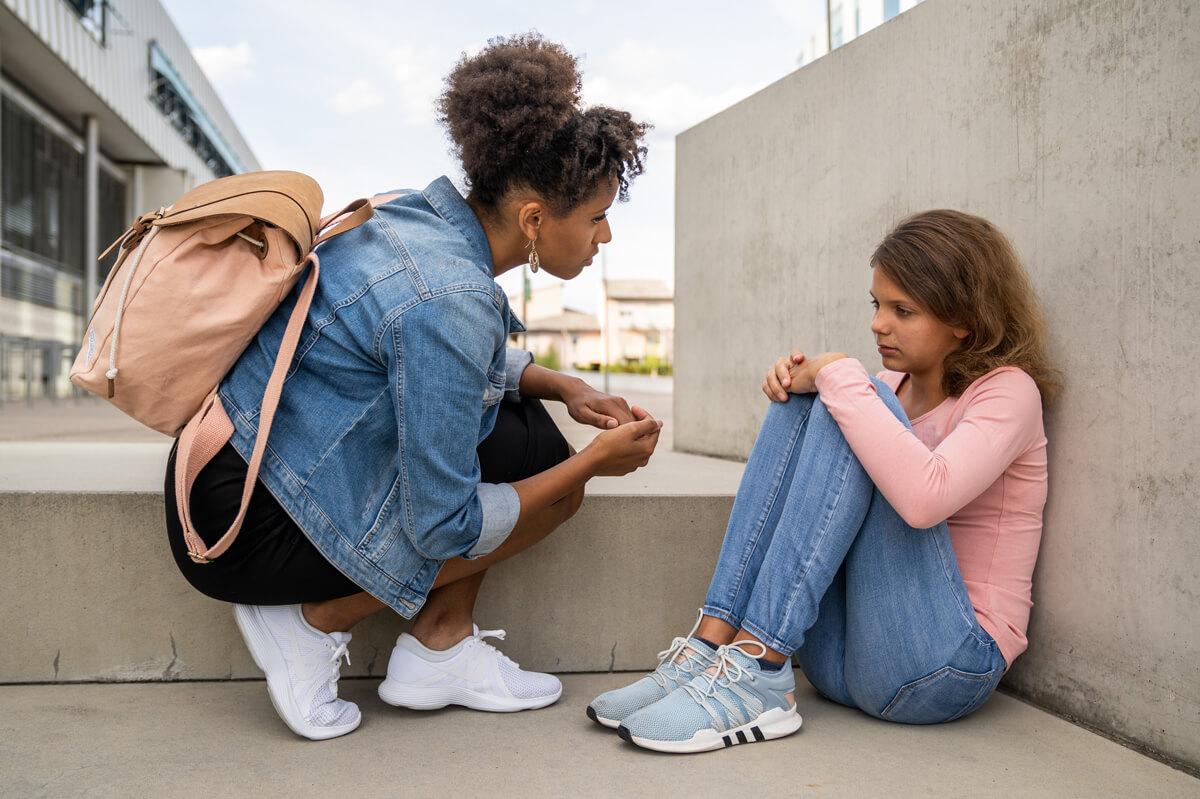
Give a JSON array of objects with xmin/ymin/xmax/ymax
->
[{"xmin": 527, "ymin": 238, "xmax": 540, "ymax": 273}]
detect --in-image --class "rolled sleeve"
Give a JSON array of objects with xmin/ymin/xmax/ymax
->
[
  {"xmin": 504, "ymin": 348, "xmax": 533, "ymax": 400},
  {"xmin": 465, "ymin": 481, "xmax": 521, "ymax": 558}
]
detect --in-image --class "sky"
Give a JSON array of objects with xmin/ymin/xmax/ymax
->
[{"xmin": 159, "ymin": 0, "xmax": 829, "ymax": 313}]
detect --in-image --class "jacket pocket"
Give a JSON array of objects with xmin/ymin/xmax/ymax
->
[{"xmin": 880, "ymin": 665, "xmax": 1000, "ymax": 724}]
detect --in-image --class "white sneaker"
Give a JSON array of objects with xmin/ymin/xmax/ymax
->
[
  {"xmin": 377, "ymin": 627, "xmax": 562, "ymax": 712},
  {"xmin": 233, "ymin": 604, "xmax": 361, "ymax": 740}
]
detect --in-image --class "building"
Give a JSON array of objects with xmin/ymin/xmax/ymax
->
[
  {"xmin": 799, "ymin": 0, "xmax": 926, "ymax": 66},
  {"xmin": 598, "ymin": 279, "xmax": 673, "ymax": 372},
  {"xmin": 0, "ymin": 0, "xmax": 258, "ymax": 400},
  {"xmin": 507, "ymin": 283, "xmax": 602, "ymax": 370},
  {"xmin": 507, "ymin": 278, "xmax": 674, "ymax": 372},
  {"xmin": 522, "ymin": 307, "xmax": 603, "ymax": 371}
]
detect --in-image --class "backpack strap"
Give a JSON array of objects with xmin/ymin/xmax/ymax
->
[
  {"xmin": 314, "ymin": 193, "xmax": 402, "ymax": 244},
  {"xmin": 175, "ymin": 247, "xmax": 322, "ymax": 562},
  {"xmin": 173, "ymin": 192, "xmax": 399, "ymax": 563},
  {"xmin": 312, "ymin": 197, "xmax": 374, "ymax": 248}
]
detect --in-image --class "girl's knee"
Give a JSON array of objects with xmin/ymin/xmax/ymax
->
[
  {"xmin": 762, "ymin": 392, "xmax": 817, "ymax": 431},
  {"xmin": 869, "ymin": 377, "xmax": 910, "ymax": 425}
]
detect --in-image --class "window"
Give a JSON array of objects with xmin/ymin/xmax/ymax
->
[
  {"xmin": 64, "ymin": 0, "xmax": 108, "ymax": 45},
  {"xmin": 0, "ymin": 94, "xmax": 125, "ymax": 312},
  {"xmin": 97, "ymin": 168, "xmax": 127, "ymax": 279},
  {"xmin": 884, "ymin": 0, "xmax": 900, "ymax": 21},
  {"xmin": 2, "ymin": 96, "xmax": 85, "ymax": 276},
  {"xmin": 149, "ymin": 42, "xmax": 243, "ymax": 178}
]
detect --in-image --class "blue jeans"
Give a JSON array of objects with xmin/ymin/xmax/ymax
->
[{"xmin": 702, "ymin": 382, "xmax": 1006, "ymax": 724}]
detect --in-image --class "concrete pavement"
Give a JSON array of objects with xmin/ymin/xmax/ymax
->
[{"xmin": 3, "ymin": 674, "xmax": 1197, "ymax": 798}]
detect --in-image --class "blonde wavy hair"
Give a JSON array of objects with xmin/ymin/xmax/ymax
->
[{"xmin": 871, "ymin": 210, "xmax": 1061, "ymax": 404}]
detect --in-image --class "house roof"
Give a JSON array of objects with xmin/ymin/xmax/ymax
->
[
  {"xmin": 604, "ymin": 280, "xmax": 673, "ymax": 300},
  {"xmin": 522, "ymin": 309, "xmax": 602, "ymax": 333}
]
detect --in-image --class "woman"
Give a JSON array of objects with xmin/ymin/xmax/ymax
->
[
  {"xmin": 589, "ymin": 210, "xmax": 1059, "ymax": 753},
  {"xmin": 165, "ymin": 34, "xmax": 660, "ymax": 740}
]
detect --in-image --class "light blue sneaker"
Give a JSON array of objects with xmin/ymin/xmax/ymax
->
[
  {"xmin": 618, "ymin": 641, "xmax": 803, "ymax": 753},
  {"xmin": 587, "ymin": 612, "xmax": 715, "ymax": 729}
]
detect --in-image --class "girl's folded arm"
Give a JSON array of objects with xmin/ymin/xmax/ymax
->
[{"xmin": 816, "ymin": 359, "xmax": 1043, "ymax": 528}]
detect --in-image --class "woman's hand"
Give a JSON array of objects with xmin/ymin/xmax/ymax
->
[
  {"xmin": 583, "ymin": 406, "xmax": 662, "ymax": 476},
  {"xmin": 559, "ymin": 376, "xmax": 635, "ymax": 429},
  {"xmin": 517, "ymin": 364, "xmax": 635, "ymax": 429},
  {"xmin": 763, "ymin": 350, "xmax": 848, "ymax": 401}
]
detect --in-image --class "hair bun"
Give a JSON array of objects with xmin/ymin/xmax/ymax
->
[{"xmin": 439, "ymin": 33, "xmax": 582, "ymax": 197}]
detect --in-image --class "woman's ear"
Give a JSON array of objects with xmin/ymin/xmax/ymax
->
[
  {"xmin": 516, "ymin": 201, "xmax": 544, "ymax": 241},
  {"xmin": 953, "ymin": 327, "xmax": 971, "ymax": 340}
]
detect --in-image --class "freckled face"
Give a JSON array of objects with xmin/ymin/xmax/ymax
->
[
  {"xmin": 869, "ymin": 268, "xmax": 968, "ymax": 381},
  {"xmin": 534, "ymin": 182, "xmax": 617, "ymax": 280}
]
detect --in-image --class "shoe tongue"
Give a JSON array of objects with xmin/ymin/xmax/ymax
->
[{"xmin": 328, "ymin": 631, "xmax": 352, "ymax": 646}]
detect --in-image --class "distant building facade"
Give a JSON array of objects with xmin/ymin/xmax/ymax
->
[
  {"xmin": 0, "ymin": 0, "xmax": 258, "ymax": 399},
  {"xmin": 798, "ymin": 0, "xmax": 925, "ymax": 66},
  {"xmin": 508, "ymin": 278, "xmax": 674, "ymax": 372},
  {"xmin": 599, "ymin": 279, "xmax": 673, "ymax": 371}
]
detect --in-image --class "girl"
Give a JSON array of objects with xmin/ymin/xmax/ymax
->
[
  {"xmin": 165, "ymin": 34, "xmax": 661, "ymax": 740},
  {"xmin": 589, "ymin": 210, "xmax": 1059, "ymax": 753}
]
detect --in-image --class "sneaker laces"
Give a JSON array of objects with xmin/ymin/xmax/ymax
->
[
  {"xmin": 330, "ymin": 639, "xmax": 352, "ymax": 670},
  {"xmin": 649, "ymin": 610, "xmax": 706, "ymax": 690},
  {"xmin": 684, "ymin": 640, "xmax": 767, "ymax": 704},
  {"xmin": 472, "ymin": 628, "xmax": 517, "ymax": 667},
  {"xmin": 304, "ymin": 632, "xmax": 354, "ymax": 727},
  {"xmin": 314, "ymin": 635, "xmax": 351, "ymax": 700}
]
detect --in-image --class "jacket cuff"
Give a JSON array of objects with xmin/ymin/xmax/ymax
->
[
  {"xmin": 504, "ymin": 348, "xmax": 533, "ymax": 399},
  {"xmin": 464, "ymin": 482, "xmax": 521, "ymax": 559}
]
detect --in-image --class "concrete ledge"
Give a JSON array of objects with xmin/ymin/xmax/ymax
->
[{"xmin": 1, "ymin": 443, "xmax": 745, "ymax": 682}]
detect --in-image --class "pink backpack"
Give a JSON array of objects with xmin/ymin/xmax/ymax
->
[{"xmin": 70, "ymin": 170, "xmax": 382, "ymax": 562}]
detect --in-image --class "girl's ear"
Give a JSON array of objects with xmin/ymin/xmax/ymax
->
[{"xmin": 953, "ymin": 328, "xmax": 971, "ymax": 340}]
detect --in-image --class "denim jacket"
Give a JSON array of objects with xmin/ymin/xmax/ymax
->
[{"xmin": 219, "ymin": 177, "xmax": 530, "ymax": 617}]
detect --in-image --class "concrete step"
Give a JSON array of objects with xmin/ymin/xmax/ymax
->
[
  {"xmin": 1, "ymin": 441, "xmax": 745, "ymax": 682},
  {"xmin": 3, "ymin": 675, "xmax": 1196, "ymax": 797}
]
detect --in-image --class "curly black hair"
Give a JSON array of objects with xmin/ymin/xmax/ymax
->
[{"xmin": 438, "ymin": 32, "xmax": 650, "ymax": 215}]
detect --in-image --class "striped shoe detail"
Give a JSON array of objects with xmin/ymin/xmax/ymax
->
[{"xmin": 722, "ymin": 726, "xmax": 764, "ymax": 747}]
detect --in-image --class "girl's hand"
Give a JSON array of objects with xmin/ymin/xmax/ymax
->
[
  {"xmin": 763, "ymin": 350, "xmax": 848, "ymax": 400},
  {"xmin": 560, "ymin": 378, "xmax": 635, "ymax": 429},
  {"xmin": 763, "ymin": 350, "xmax": 807, "ymax": 401},
  {"xmin": 584, "ymin": 406, "xmax": 662, "ymax": 476}
]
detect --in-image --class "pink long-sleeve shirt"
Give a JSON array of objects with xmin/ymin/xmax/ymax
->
[{"xmin": 814, "ymin": 357, "xmax": 1048, "ymax": 668}]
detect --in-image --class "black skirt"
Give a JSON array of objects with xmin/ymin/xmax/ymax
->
[{"xmin": 164, "ymin": 396, "xmax": 570, "ymax": 605}]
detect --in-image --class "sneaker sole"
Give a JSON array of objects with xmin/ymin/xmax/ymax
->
[
  {"xmin": 233, "ymin": 605, "xmax": 360, "ymax": 741},
  {"xmin": 619, "ymin": 704, "xmax": 802, "ymax": 753},
  {"xmin": 378, "ymin": 678, "xmax": 562, "ymax": 713},
  {"xmin": 586, "ymin": 704, "xmax": 621, "ymax": 729}
]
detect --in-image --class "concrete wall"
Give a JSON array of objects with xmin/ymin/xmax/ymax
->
[
  {"xmin": 674, "ymin": 0, "xmax": 1198, "ymax": 771},
  {"xmin": 0, "ymin": 443, "xmax": 746, "ymax": 682}
]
